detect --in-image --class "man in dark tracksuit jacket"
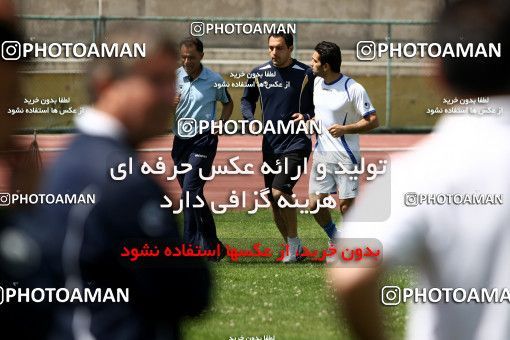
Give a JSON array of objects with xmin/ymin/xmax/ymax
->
[
  {"xmin": 34, "ymin": 27, "xmax": 210, "ymax": 340},
  {"xmin": 241, "ymin": 33, "xmax": 315, "ymax": 263}
]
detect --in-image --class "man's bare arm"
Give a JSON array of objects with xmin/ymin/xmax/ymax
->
[
  {"xmin": 328, "ymin": 267, "xmax": 387, "ymax": 340},
  {"xmin": 219, "ymin": 100, "xmax": 234, "ymax": 121},
  {"xmin": 328, "ymin": 113, "xmax": 379, "ymax": 138}
]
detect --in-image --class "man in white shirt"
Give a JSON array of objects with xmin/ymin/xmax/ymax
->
[
  {"xmin": 308, "ymin": 41, "xmax": 379, "ymax": 250},
  {"xmin": 329, "ymin": 1, "xmax": 510, "ymax": 339}
]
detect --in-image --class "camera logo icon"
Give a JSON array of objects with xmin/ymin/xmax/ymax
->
[
  {"xmin": 381, "ymin": 286, "xmax": 401, "ymax": 306},
  {"xmin": 404, "ymin": 192, "xmax": 418, "ymax": 207},
  {"xmin": 0, "ymin": 193, "xmax": 11, "ymax": 206},
  {"xmin": 356, "ymin": 41, "xmax": 377, "ymax": 61},
  {"xmin": 1, "ymin": 41, "xmax": 21, "ymax": 61},
  {"xmin": 190, "ymin": 22, "xmax": 205, "ymax": 37},
  {"xmin": 177, "ymin": 118, "xmax": 198, "ymax": 138}
]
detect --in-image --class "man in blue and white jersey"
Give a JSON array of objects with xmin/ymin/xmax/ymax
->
[{"xmin": 308, "ymin": 41, "xmax": 379, "ymax": 250}]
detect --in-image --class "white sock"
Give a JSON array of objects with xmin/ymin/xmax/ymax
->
[{"xmin": 288, "ymin": 236, "xmax": 300, "ymax": 248}]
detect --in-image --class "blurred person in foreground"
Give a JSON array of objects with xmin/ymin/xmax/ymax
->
[
  {"xmin": 0, "ymin": 0, "xmax": 21, "ymax": 150},
  {"xmin": 35, "ymin": 25, "xmax": 210, "ymax": 339},
  {"xmin": 329, "ymin": 1, "xmax": 510, "ymax": 339},
  {"xmin": 0, "ymin": 1, "xmax": 52, "ymax": 338}
]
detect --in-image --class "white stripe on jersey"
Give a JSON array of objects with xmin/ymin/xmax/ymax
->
[{"xmin": 313, "ymin": 74, "xmax": 376, "ymax": 165}]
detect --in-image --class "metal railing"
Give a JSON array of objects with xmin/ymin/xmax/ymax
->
[{"xmin": 18, "ymin": 15, "xmax": 436, "ymax": 134}]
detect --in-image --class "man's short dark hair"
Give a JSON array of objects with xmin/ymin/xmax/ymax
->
[
  {"xmin": 268, "ymin": 33, "xmax": 293, "ymax": 48},
  {"xmin": 179, "ymin": 36, "xmax": 204, "ymax": 53},
  {"xmin": 435, "ymin": 0, "xmax": 510, "ymax": 95},
  {"xmin": 314, "ymin": 41, "xmax": 342, "ymax": 73}
]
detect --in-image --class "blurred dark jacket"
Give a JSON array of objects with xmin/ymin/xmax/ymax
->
[{"xmin": 35, "ymin": 131, "xmax": 210, "ymax": 340}]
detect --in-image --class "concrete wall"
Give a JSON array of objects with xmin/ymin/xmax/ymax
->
[{"xmin": 14, "ymin": 0, "xmax": 444, "ymax": 48}]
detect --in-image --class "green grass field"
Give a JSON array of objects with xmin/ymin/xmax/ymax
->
[{"xmin": 181, "ymin": 209, "xmax": 415, "ymax": 340}]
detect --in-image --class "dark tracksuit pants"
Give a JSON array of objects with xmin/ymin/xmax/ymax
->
[{"xmin": 171, "ymin": 132, "xmax": 221, "ymax": 250}]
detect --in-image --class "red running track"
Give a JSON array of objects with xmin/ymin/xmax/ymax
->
[{"xmin": 1, "ymin": 134, "xmax": 429, "ymax": 208}]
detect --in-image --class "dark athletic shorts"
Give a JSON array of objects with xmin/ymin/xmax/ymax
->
[{"xmin": 263, "ymin": 151, "xmax": 310, "ymax": 201}]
